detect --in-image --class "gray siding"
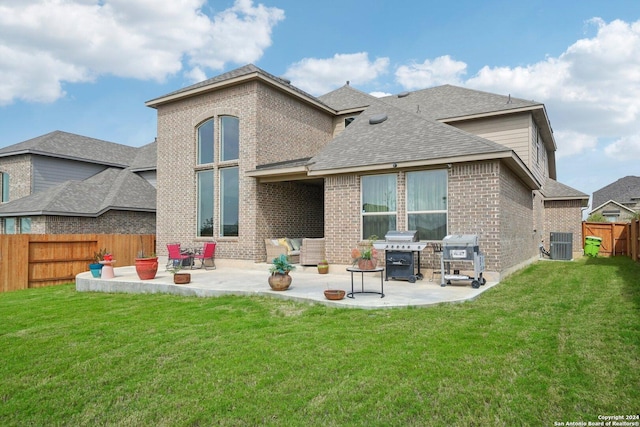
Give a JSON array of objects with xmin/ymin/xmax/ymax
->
[{"xmin": 33, "ymin": 156, "xmax": 107, "ymax": 193}]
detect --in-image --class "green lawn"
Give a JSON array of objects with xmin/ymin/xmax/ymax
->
[{"xmin": 1, "ymin": 256, "xmax": 638, "ymax": 426}]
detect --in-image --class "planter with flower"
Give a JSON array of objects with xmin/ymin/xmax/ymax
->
[
  {"xmin": 268, "ymin": 254, "xmax": 295, "ymax": 291},
  {"xmin": 317, "ymin": 259, "xmax": 329, "ymax": 274},
  {"xmin": 89, "ymin": 248, "xmax": 108, "ymax": 278},
  {"xmin": 351, "ymin": 235, "xmax": 379, "ymax": 270},
  {"xmin": 99, "ymin": 252, "xmax": 116, "ymax": 279}
]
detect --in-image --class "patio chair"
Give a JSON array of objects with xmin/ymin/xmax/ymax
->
[
  {"xmin": 300, "ymin": 238, "xmax": 325, "ymax": 266},
  {"xmin": 166, "ymin": 243, "xmax": 192, "ymax": 270},
  {"xmin": 193, "ymin": 242, "xmax": 216, "ymax": 270}
]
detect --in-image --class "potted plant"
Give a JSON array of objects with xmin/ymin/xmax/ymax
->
[
  {"xmin": 167, "ymin": 261, "xmax": 191, "ymax": 284},
  {"xmin": 89, "ymin": 248, "xmax": 107, "ymax": 278},
  {"xmin": 135, "ymin": 237, "xmax": 158, "ymax": 280},
  {"xmin": 351, "ymin": 235, "xmax": 379, "ymax": 270},
  {"xmin": 317, "ymin": 259, "xmax": 329, "ymax": 274},
  {"xmin": 324, "ymin": 286, "xmax": 345, "ymax": 300},
  {"xmin": 268, "ymin": 254, "xmax": 295, "ymax": 291}
]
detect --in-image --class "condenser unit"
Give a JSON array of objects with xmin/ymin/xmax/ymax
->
[{"xmin": 550, "ymin": 232, "xmax": 573, "ymax": 260}]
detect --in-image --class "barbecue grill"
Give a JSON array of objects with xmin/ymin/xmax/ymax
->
[
  {"xmin": 440, "ymin": 234, "xmax": 485, "ymax": 288},
  {"xmin": 373, "ymin": 230, "xmax": 427, "ymax": 283}
]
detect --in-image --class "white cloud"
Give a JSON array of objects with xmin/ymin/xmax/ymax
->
[
  {"xmin": 462, "ymin": 18, "xmax": 640, "ymax": 148},
  {"xmin": 284, "ymin": 52, "xmax": 389, "ymax": 95},
  {"xmin": 395, "ymin": 55, "xmax": 467, "ymax": 89},
  {"xmin": 370, "ymin": 91, "xmax": 392, "ymax": 98},
  {"xmin": 604, "ymin": 135, "xmax": 640, "ymax": 160},
  {"xmin": 554, "ymin": 130, "xmax": 598, "ymax": 158},
  {"xmin": 0, "ymin": 0, "xmax": 284, "ymax": 105}
]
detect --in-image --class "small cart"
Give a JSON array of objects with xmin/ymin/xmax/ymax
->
[{"xmin": 440, "ymin": 234, "xmax": 486, "ymax": 289}]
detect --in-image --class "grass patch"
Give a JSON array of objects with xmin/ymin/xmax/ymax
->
[{"xmin": 1, "ymin": 257, "xmax": 638, "ymax": 426}]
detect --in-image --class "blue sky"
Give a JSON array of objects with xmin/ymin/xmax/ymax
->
[{"xmin": 1, "ymin": 0, "xmax": 639, "ymax": 205}]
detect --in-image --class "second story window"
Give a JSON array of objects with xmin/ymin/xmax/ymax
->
[
  {"xmin": 197, "ymin": 119, "xmax": 214, "ymax": 165},
  {"xmin": 1, "ymin": 172, "xmax": 9, "ymax": 202},
  {"xmin": 220, "ymin": 116, "xmax": 239, "ymax": 161}
]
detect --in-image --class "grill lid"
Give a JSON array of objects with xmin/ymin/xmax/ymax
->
[{"xmin": 385, "ymin": 230, "xmax": 418, "ymax": 242}]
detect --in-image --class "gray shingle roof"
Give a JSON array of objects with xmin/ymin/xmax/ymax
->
[
  {"xmin": 147, "ymin": 64, "xmax": 330, "ymax": 110},
  {"xmin": 317, "ymin": 84, "xmax": 377, "ymax": 111},
  {"xmin": 0, "ymin": 130, "xmax": 139, "ymax": 167},
  {"xmin": 0, "ymin": 168, "xmax": 156, "ymax": 217},
  {"xmin": 308, "ymin": 101, "xmax": 512, "ymax": 172},
  {"xmin": 541, "ymin": 178, "xmax": 589, "ymax": 201},
  {"xmin": 381, "ymin": 84, "xmax": 542, "ymax": 121},
  {"xmin": 129, "ymin": 140, "xmax": 157, "ymax": 172},
  {"xmin": 592, "ymin": 176, "xmax": 640, "ymax": 208}
]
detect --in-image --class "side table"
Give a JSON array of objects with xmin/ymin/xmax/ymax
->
[{"xmin": 346, "ymin": 266, "xmax": 385, "ymax": 298}]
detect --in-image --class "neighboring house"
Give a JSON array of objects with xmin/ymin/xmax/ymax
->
[
  {"xmin": 590, "ymin": 176, "xmax": 640, "ymax": 222},
  {"xmin": 146, "ymin": 64, "xmax": 588, "ymax": 279},
  {"xmin": 0, "ymin": 131, "xmax": 156, "ymax": 234}
]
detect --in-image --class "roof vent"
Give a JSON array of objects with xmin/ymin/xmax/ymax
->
[
  {"xmin": 369, "ymin": 114, "xmax": 388, "ymax": 125},
  {"xmin": 397, "ymin": 91, "xmax": 410, "ymax": 98}
]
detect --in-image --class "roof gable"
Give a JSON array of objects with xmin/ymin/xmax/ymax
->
[{"xmin": 318, "ymin": 84, "xmax": 377, "ymax": 111}]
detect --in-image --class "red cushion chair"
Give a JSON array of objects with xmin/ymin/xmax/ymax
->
[
  {"xmin": 166, "ymin": 243, "xmax": 192, "ymax": 270},
  {"xmin": 193, "ymin": 242, "xmax": 216, "ymax": 270}
]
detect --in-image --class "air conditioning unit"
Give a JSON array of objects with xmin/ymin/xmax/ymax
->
[{"xmin": 550, "ymin": 232, "xmax": 573, "ymax": 260}]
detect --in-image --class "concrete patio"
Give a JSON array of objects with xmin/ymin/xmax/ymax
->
[{"xmin": 76, "ymin": 258, "xmax": 500, "ymax": 309}]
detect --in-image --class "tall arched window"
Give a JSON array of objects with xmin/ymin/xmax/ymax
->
[
  {"xmin": 220, "ymin": 116, "xmax": 239, "ymax": 161},
  {"xmin": 196, "ymin": 116, "xmax": 240, "ymax": 238},
  {"xmin": 197, "ymin": 119, "xmax": 214, "ymax": 165}
]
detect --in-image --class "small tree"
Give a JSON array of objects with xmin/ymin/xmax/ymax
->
[{"xmin": 586, "ymin": 212, "xmax": 608, "ymax": 223}]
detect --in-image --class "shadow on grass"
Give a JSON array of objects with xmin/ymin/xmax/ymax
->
[{"xmin": 584, "ymin": 255, "xmax": 640, "ymax": 310}]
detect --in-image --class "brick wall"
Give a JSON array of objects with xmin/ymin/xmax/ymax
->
[
  {"xmin": 324, "ymin": 174, "xmax": 360, "ymax": 264},
  {"xmin": 448, "ymin": 161, "xmax": 501, "ymax": 272},
  {"xmin": 0, "ymin": 154, "xmax": 32, "ymax": 200},
  {"xmin": 255, "ymin": 181, "xmax": 324, "ymax": 260},
  {"xmin": 498, "ymin": 165, "xmax": 537, "ymax": 271},
  {"xmin": 543, "ymin": 199, "xmax": 584, "ymax": 257}
]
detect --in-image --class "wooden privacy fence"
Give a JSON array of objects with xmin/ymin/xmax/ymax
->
[
  {"xmin": 582, "ymin": 221, "xmax": 639, "ymax": 262},
  {"xmin": 0, "ymin": 234, "xmax": 155, "ymax": 293}
]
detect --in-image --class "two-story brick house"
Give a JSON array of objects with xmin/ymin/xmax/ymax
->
[{"xmin": 146, "ymin": 64, "xmax": 587, "ymax": 279}]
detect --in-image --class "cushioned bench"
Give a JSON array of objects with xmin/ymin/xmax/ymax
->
[{"xmin": 265, "ymin": 238, "xmax": 301, "ymax": 263}]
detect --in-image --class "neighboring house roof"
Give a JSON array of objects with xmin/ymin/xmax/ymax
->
[
  {"xmin": 307, "ymin": 100, "xmax": 539, "ymax": 188},
  {"xmin": 0, "ymin": 130, "xmax": 139, "ymax": 168},
  {"xmin": 590, "ymin": 200, "xmax": 636, "ymax": 216},
  {"xmin": 592, "ymin": 176, "xmax": 640, "ymax": 209},
  {"xmin": 540, "ymin": 178, "xmax": 589, "ymax": 206},
  {"xmin": 0, "ymin": 168, "xmax": 156, "ymax": 217},
  {"xmin": 129, "ymin": 140, "xmax": 157, "ymax": 172}
]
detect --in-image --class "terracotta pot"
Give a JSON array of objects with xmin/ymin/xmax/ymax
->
[
  {"xmin": 317, "ymin": 265, "xmax": 329, "ymax": 274},
  {"xmin": 173, "ymin": 273, "xmax": 191, "ymax": 284},
  {"xmin": 324, "ymin": 289, "xmax": 345, "ymax": 300},
  {"xmin": 135, "ymin": 257, "xmax": 158, "ymax": 280},
  {"xmin": 268, "ymin": 273, "xmax": 292, "ymax": 291},
  {"xmin": 357, "ymin": 258, "xmax": 377, "ymax": 270}
]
